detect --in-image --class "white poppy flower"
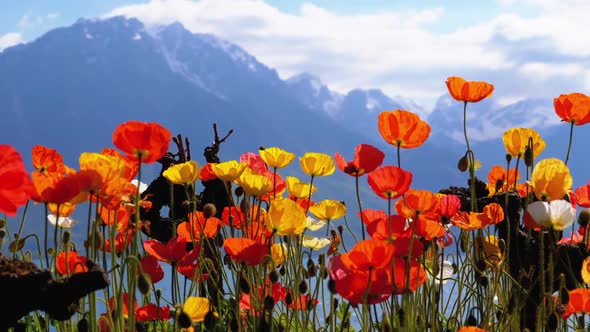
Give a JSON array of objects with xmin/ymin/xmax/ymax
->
[
  {"xmin": 527, "ymin": 200, "xmax": 575, "ymax": 230},
  {"xmin": 131, "ymin": 179, "xmax": 148, "ymax": 194},
  {"xmin": 306, "ymin": 216, "xmax": 326, "ymax": 231},
  {"xmin": 302, "ymin": 235, "xmax": 331, "ymax": 250},
  {"xmin": 47, "ymin": 214, "xmax": 78, "ymax": 228},
  {"xmin": 431, "ymin": 260, "xmax": 454, "ymax": 285}
]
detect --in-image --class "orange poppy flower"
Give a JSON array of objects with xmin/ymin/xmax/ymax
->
[
  {"xmin": 487, "ymin": 165, "xmax": 520, "ymax": 195},
  {"xmin": 378, "ymin": 110, "xmax": 431, "ymax": 149},
  {"xmin": 367, "ymin": 166, "xmax": 412, "ymax": 199},
  {"xmin": 445, "ymin": 76, "xmax": 494, "ymax": 103},
  {"xmin": 99, "ymin": 205, "xmax": 130, "ymax": 228},
  {"xmin": 108, "ymin": 292, "xmax": 138, "ymax": 319},
  {"xmin": 457, "ymin": 327, "xmax": 487, "ymax": 332},
  {"xmin": 223, "ymin": 237, "xmax": 269, "ymax": 266},
  {"xmin": 101, "ymin": 147, "xmax": 139, "ymax": 181},
  {"xmin": 32, "ymin": 145, "xmax": 66, "ymax": 174},
  {"xmin": 391, "ymin": 257, "xmax": 426, "ymax": 294},
  {"xmin": 31, "ymin": 172, "xmax": 81, "ymax": 204},
  {"xmin": 451, "ymin": 203, "xmax": 504, "ymax": 230},
  {"xmin": 199, "ymin": 163, "xmax": 218, "ymax": 182},
  {"xmin": 177, "ymin": 211, "xmax": 221, "ymax": 240},
  {"xmin": 0, "ymin": 145, "xmax": 34, "ymax": 216},
  {"xmin": 334, "ymin": 144, "xmax": 385, "ymax": 176},
  {"xmin": 411, "ymin": 218, "xmax": 445, "ymax": 241},
  {"xmin": 102, "ymin": 228, "xmax": 134, "ymax": 253},
  {"xmin": 363, "ymin": 214, "xmax": 408, "ymax": 241},
  {"xmin": 112, "ymin": 121, "xmax": 172, "ymax": 164},
  {"xmin": 286, "ymin": 294, "xmax": 319, "ymax": 310},
  {"xmin": 554, "ymin": 92, "xmax": 590, "ymax": 125},
  {"xmin": 395, "ymin": 189, "xmax": 440, "ymax": 221},
  {"xmin": 339, "ymin": 239, "xmax": 394, "ymax": 270},
  {"xmin": 56, "ymin": 250, "xmax": 89, "ymax": 275}
]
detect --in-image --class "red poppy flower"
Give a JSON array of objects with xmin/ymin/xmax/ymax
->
[
  {"xmin": 554, "ymin": 92, "xmax": 590, "ymax": 126},
  {"xmin": 378, "ymin": 110, "xmax": 431, "ymax": 149},
  {"xmin": 329, "ymin": 254, "xmax": 393, "ymax": 305},
  {"xmin": 439, "ymin": 194, "xmax": 461, "ymax": 220},
  {"xmin": 286, "ymin": 293, "xmax": 319, "ymax": 310},
  {"xmin": 0, "ymin": 145, "xmax": 34, "ymax": 216},
  {"xmin": 199, "ymin": 163, "xmax": 218, "ymax": 182},
  {"xmin": 136, "ymin": 303, "xmax": 171, "ymax": 321},
  {"xmin": 391, "ymin": 257, "xmax": 426, "ymax": 294},
  {"xmin": 363, "ymin": 214, "xmax": 408, "ymax": 241},
  {"xmin": 223, "ymin": 237, "xmax": 269, "ymax": 266},
  {"xmin": 108, "ymin": 292, "xmax": 138, "ymax": 318},
  {"xmin": 56, "ymin": 251, "xmax": 89, "ymax": 276},
  {"xmin": 112, "ymin": 121, "xmax": 172, "ymax": 164},
  {"xmin": 445, "ymin": 76, "xmax": 494, "ymax": 103},
  {"xmin": 240, "ymin": 280, "xmax": 286, "ymax": 314},
  {"xmin": 563, "ymin": 288, "xmax": 590, "ymax": 318},
  {"xmin": 240, "ymin": 152, "xmax": 269, "ymax": 175},
  {"xmin": 334, "ymin": 144, "xmax": 385, "ymax": 176},
  {"xmin": 487, "ymin": 165, "xmax": 520, "ymax": 195},
  {"xmin": 140, "ymin": 255, "xmax": 164, "ymax": 284},
  {"xmin": 367, "ymin": 166, "xmax": 412, "ymax": 200},
  {"xmin": 143, "ymin": 235, "xmax": 188, "ymax": 264},
  {"xmin": 576, "ymin": 182, "xmax": 590, "ymax": 208}
]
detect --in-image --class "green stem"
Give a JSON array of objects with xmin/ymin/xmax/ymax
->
[{"xmin": 565, "ymin": 121, "xmax": 575, "ymax": 166}]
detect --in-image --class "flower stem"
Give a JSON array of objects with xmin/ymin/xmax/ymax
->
[{"xmin": 565, "ymin": 121, "xmax": 575, "ymax": 166}]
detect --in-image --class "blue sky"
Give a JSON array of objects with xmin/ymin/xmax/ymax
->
[{"xmin": 0, "ymin": 0, "xmax": 587, "ymax": 114}]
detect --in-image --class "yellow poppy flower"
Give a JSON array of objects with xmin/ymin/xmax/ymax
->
[
  {"xmin": 309, "ymin": 199, "xmax": 346, "ymax": 221},
  {"xmin": 530, "ymin": 158, "xmax": 572, "ymax": 201},
  {"xmin": 235, "ymin": 167, "xmax": 272, "ymax": 197},
  {"xmin": 183, "ymin": 297, "xmax": 214, "ymax": 323},
  {"xmin": 299, "ymin": 152, "xmax": 335, "ymax": 177},
  {"xmin": 270, "ymin": 243, "xmax": 289, "ymax": 266},
  {"xmin": 286, "ymin": 176, "xmax": 317, "ymax": 199},
  {"xmin": 582, "ymin": 257, "xmax": 590, "ymax": 284},
  {"xmin": 502, "ymin": 128, "xmax": 546, "ymax": 159},
  {"xmin": 259, "ymin": 147, "xmax": 295, "ymax": 169},
  {"xmin": 163, "ymin": 160, "xmax": 200, "ymax": 185},
  {"xmin": 211, "ymin": 160, "xmax": 247, "ymax": 182},
  {"xmin": 265, "ymin": 198, "xmax": 307, "ymax": 235}
]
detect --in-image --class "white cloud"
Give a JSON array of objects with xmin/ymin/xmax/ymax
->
[
  {"xmin": 0, "ymin": 32, "xmax": 23, "ymax": 51},
  {"xmin": 47, "ymin": 13, "xmax": 60, "ymax": 20},
  {"xmin": 104, "ymin": 0, "xmax": 590, "ymax": 116}
]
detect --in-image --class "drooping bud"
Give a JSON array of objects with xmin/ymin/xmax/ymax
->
[
  {"xmin": 62, "ymin": 230, "xmax": 71, "ymax": 244},
  {"xmin": 457, "ymin": 153, "xmax": 469, "ymax": 172},
  {"xmin": 298, "ymin": 280, "xmax": 308, "ymax": 294},
  {"xmin": 203, "ymin": 203, "xmax": 217, "ymax": 219},
  {"xmin": 269, "ymin": 269, "xmax": 279, "ymax": 284},
  {"xmin": 239, "ymin": 277, "xmax": 251, "ymax": 294},
  {"xmin": 578, "ymin": 209, "xmax": 590, "ymax": 227},
  {"xmin": 77, "ymin": 317, "xmax": 89, "ymax": 332},
  {"xmin": 137, "ymin": 273, "xmax": 152, "ymax": 295},
  {"xmin": 524, "ymin": 146, "xmax": 534, "ymax": 167}
]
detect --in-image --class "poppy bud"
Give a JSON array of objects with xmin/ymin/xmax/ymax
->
[
  {"xmin": 137, "ymin": 272, "xmax": 152, "ymax": 295},
  {"xmin": 306, "ymin": 298, "xmax": 315, "ymax": 310},
  {"xmin": 332, "ymin": 298, "xmax": 339, "ymax": 310},
  {"xmin": 203, "ymin": 203, "xmax": 217, "ymax": 218},
  {"xmin": 215, "ymin": 232, "xmax": 224, "ymax": 247},
  {"xmin": 474, "ymin": 259, "xmax": 487, "ymax": 273},
  {"xmin": 259, "ymin": 316, "xmax": 270, "ymax": 332},
  {"xmin": 318, "ymin": 254, "xmax": 325, "ymax": 266},
  {"xmin": 155, "ymin": 288, "xmax": 162, "ymax": 300},
  {"xmin": 477, "ymin": 275, "xmax": 489, "ymax": 287},
  {"xmin": 259, "ymin": 146, "xmax": 265, "ymax": 151},
  {"xmin": 62, "ymin": 230, "xmax": 71, "ymax": 244},
  {"xmin": 579, "ymin": 209, "xmax": 590, "ymax": 227},
  {"xmin": 457, "ymin": 154, "xmax": 469, "ymax": 172},
  {"xmin": 524, "ymin": 146, "xmax": 534, "ymax": 167},
  {"xmin": 505, "ymin": 153, "xmax": 512, "ymax": 164},
  {"xmin": 299, "ymin": 280, "xmax": 308, "ymax": 294},
  {"xmin": 285, "ymin": 292, "xmax": 293, "ymax": 306},
  {"xmin": 279, "ymin": 266, "xmax": 286, "ymax": 276},
  {"xmin": 547, "ymin": 312, "xmax": 559, "ymax": 331},
  {"xmin": 269, "ymin": 269, "xmax": 279, "ymax": 284},
  {"xmin": 264, "ymin": 295, "xmax": 275, "ymax": 311},
  {"xmin": 380, "ymin": 315, "xmax": 393, "ymax": 332},
  {"xmin": 496, "ymin": 310, "xmax": 503, "ymax": 321},
  {"xmin": 466, "ymin": 314, "xmax": 477, "ymax": 326},
  {"xmin": 77, "ymin": 317, "xmax": 89, "ymax": 332},
  {"xmin": 559, "ymin": 288, "xmax": 570, "ymax": 305},
  {"xmin": 8, "ymin": 239, "xmax": 25, "ymax": 253},
  {"xmin": 239, "ymin": 277, "xmax": 251, "ymax": 294},
  {"xmin": 398, "ymin": 308, "xmax": 405, "ymax": 327},
  {"xmin": 234, "ymin": 186, "xmax": 244, "ymax": 197},
  {"xmin": 0, "ymin": 229, "xmax": 6, "ymax": 240},
  {"xmin": 204, "ymin": 310, "xmax": 218, "ymax": 330},
  {"xmin": 240, "ymin": 197, "xmax": 249, "ymax": 214},
  {"xmin": 338, "ymin": 225, "xmax": 344, "ymax": 235},
  {"xmin": 223, "ymin": 254, "xmax": 231, "ymax": 266},
  {"xmin": 307, "ymin": 264, "xmax": 316, "ymax": 278},
  {"xmin": 320, "ymin": 266, "xmax": 329, "ymax": 280},
  {"xmin": 328, "ymin": 278, "xmax": 337, "ymax": 294},
  {"xmin": 0, "ymin": 218, "xmax": 5, "ymax": 228},
  {"xmin": 175, "ymin": 308, "xmax": 192, "ymax": 328}
]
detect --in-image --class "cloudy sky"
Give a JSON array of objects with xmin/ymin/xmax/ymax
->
[{"xmin": 1, "ymin": 0, "xmax": 589, "ymax": 112}]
